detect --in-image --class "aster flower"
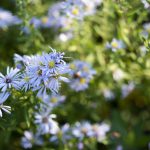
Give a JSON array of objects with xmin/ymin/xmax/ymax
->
[
  {"xmin": 141, "ymin": 23, "xmax": 150, "ymax": 38},
  {"xmin": 81, "ymin": 0, "xmax": 102, "ymax": 16},
  {"xmin": 0, "ymin": 104, "xmax": 11, "ymax": 117},
  {"xmin": 41, "ymin": 50, "xmax": 66, "ymax": 75},
  {"xmin": 0, "ymin": 67, "xmax": 21, "ymax": 92},
  {"xmin": 20, "ymin": 73, "xmax": 31, "ymax": 92},
  {"xmin": 121, "ymin": 82, "xmax": 135, "ymax": 98},
  {"xmin": 69, "ymin": 60, "xmax": 96, "ymax": 91},
  {"xmin": 34, "ymin": 106, "xmax": 59, "ymax": 135},
  {"xmin": 30, "ymin": 17, "xmax": 41, "ymax": 29},
  {"xmin": 0, "ymin": 8, "xmax": 21, "ymax": 28},
  {"xmin": 141, "ymin": 0, "xmax": 150, "ymax": 9},
  {"xmin": 48, "ymin": 2, "xmax": 71, "ymax": 28},
  {"xmin": 72, "ymin": 122, "xmax": 94, "ymax": 140},
  {"xmin": 42, "ymin": 93, "xmax": 66, "ymax": 108},
  {"xmin": 112, "ymin": 68, "xmax": 125, "ymax": 81},
  {"xmin": 92, "ymin": 123, "xmax": 110, "ymax": 142},
  {"xmin": 40, "ymin": 16, "xmax": 51, "ymax": 28},
  {"xmin": 14, "ymin": 49, "xmax": 69, "ymax": 97},
  {"xmin": 45, "ymin": 70, "xmax": 70, "ymax": 93},
  {"xmin": 103, "ymin": 89, "xmax": 115, "ymax": 100},
  {"xmin": 106, "ymin": 38, "xmax": 125, "ymax": 52},
  {"xmin": 21, "ymin": 131, "xmax": 43, "ymax": 149},
  {"xmin": 77, "ymin": 142, "xmax": 84, "ymax": 150},
  {"xmin": 58, "ymin": 32, "xmax": 73, "ymax": 42},
  {"xmin": 116, "ymin": 145, "xmax": 123, "ymax": 150},
  {"xmin": 63, "ymin": 0, "xmax": 85, "ymax": 20},
  {"xmin": 50, "ymin": 123, "xmax": 72, "ymax": 144}
]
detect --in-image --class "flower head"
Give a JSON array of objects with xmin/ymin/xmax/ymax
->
[
  {"xmin": 0, "ymin": 67, "xmax": 21, "ymax": 92},
  {"xmin": 69, "ymin": 60, "xmax": 96, "ymax": 91},
  {"xmin": 34, "ymin": 105, "xmax": 59, "ymax": 135},
  {"xmin": 21, "ymin": 131, "xmax": 43, "ymax": 149},
  {"xmin": 106, "ymin": 38, "xmax": 125, "ymax": 52},
  {"xmin": 0, "ymin": 8, "xmax": 21, "ymax": 28}
]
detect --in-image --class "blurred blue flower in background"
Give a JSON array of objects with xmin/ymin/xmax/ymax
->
[
  {"xmin": 69, "ymin": 60, "xmax": 96, "ymax": 91},
  {"xmin": 106, "ymin": 38, "xmax": 125, "ymax": 52},
  {"xmin": 43, "ymin": 93, "xmax": 66, "ymax": 108},
  {"xmin": 0, "ymin": 8, "xmax": 21, "ymax": 28},
  {"xmin": 34, "ymin": 106, "xmax": 59, "ymax": 135},
  {"xmin": 141, "ymin": 22, "xmax": 150, "ymax": 38},
  {"xmin": 121, "ymin": 82, "xmax": 135, "ymax": 98},
  {"xmin": 21, "ymin": 131, "xmax": 43, "ymax": 149}
]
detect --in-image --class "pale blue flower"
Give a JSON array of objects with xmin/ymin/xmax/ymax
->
[
  {"xmin": 58, "ymin": 32, "xmax": 73, "ymax": 42},
  {"xmin": 34, "ymin": 106, "xmax": 59, "ymax": 135},
  {"xmin": 121, "ymin": 82, "xmax": 135, "ymax": 98},
  {"xmin": 77, "ymin": 142, "xmax": 84, "ymax": 150},
  {"xmin": 43, "ymin": 94, "xmax": 66, "ymax": 108},
  {"xmin": 50, "ymin": 123, "xmax": 72, "ymax": 144},
  {"xmin": 63, "ymin": 0, "xmax": 85, "ymax": 20},
  {"xmin": 69, "ymin": 61, "xmax": 96, "ymax": 91},
  {"xmin": 81, "ymin": 0, "xmax": 102, "ymax": 16},
  {"xmin": 0, "ymin": 8, "xmax": 21, "ymax": 28},
  {"xmin": 116, "ymin": 145, "xmax": 123, "ymax": 150},
  {"xmin": 30, "ymin": 17, "xmax": 41, "ymax": 28},
  {"xmin": 91, "ymin": 123, "xmax": 110, "ymax": 142},
  {"xmin": 0, "ymin": 104, "xmax": 11, "ymax": 117},
  {"xmin": 20, "ymin": 73, "xmax": 31, "ymax": 92},
  {"xmin": 0, "ymin": 67, "xmax": 21, "ymax": 92},
  {"xmin": 48, "ymin": 2, "xmax": 69, "ymax": 28},
  {"xmin": 40, "ymin": 16, "xmax": 51, "ymax": 28},
  {"xmin": 21, "ymin": 131, "xmax": 43, "ymax": 149},
  {"xmin": 14, "ymin": 49, "xmax": 69, "ymax": 96},
  {"xmin": 141, "ymin": 23, "xmax": 150, "ymax": 38},
  {"xmin": 141, "ymin": 0, "xmax": 150, "ymax": 9},
  {"xmin": 106, "ymin": 38, "xmax": 125, "ymax": 52},
  {"xmin": 72, "ymin": 122, "xmax": 93, "ymax": 140},
  {"xmin": 103, "ymin": 89, "xmax": 115, "ymax": 100}
]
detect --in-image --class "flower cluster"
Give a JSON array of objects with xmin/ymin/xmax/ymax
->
[
  {"xmin": 69, "ymin": 60, "xmax": 96, "ymax": 91},
  {"xmin": 0, "ymin": 48, "xmax": 69, "ymax": 117},
  {"xmin": 0, "ymin": 8, "xmax": 21, "ymax": 28},
  {"xmin": 21, "ymin": 119, "xmax": 110, "ymax": 149},
  {"xmin": 106, "ymin": 38, "xmax": 125, "ymax": 52},
  {"xmin": 27, "ymin": 0, "xmax": 102, "ymax": 30},
  {"xmin": 50, "ymin": 121, "xmax": 110, "ymax": 149}
]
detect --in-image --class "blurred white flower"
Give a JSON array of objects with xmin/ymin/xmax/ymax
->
[
  {"xmin": 121, "ymin": 82, "xmax": 135, "ymax": 98},
  {"xmin": 141, "ymin": 0, "xmax": 150, "ymax": 9},
  {"xmin": 113, "ymin": 69, "xmax": 125, "ymax": 81},
  {"xmin": 92, "ymin": 123, "xmax": 110, "ymax": 142},
  {"xmin": 103, "ymin": 89, "xmax": 115, "ymax": 100},
  {"xmin": 58, "ymin": 32, "xmax": 73, "ymax": 42}
]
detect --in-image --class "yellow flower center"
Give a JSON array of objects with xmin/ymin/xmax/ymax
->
[
  {"xmin": 41, "ymin": 17, "xmax": 48, "ymax": 24},
  {"xmin": 111, "ymin": 41, "xmax": 118, "ymax": 48},
  {"xmin": 49, "ymin": 61, "xmax": 55, "ymax": 68},
  {"xmin": 51, "ymin": 97, "xmax": 58, "ymax": 103},
  {"xmin": 24, "ymin": 76, "xmax": 29, "ymax": 82},
  {"xmin": 72, "ymin": 8, "xmax": 79, "ymax": 15},
  {"xmin": 80, "ymin": 78, "xmax": 86, "ymax": 84},
  {"xmin": 70, "ymin": 64, "xmax": 76, "ymax": 69}
]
